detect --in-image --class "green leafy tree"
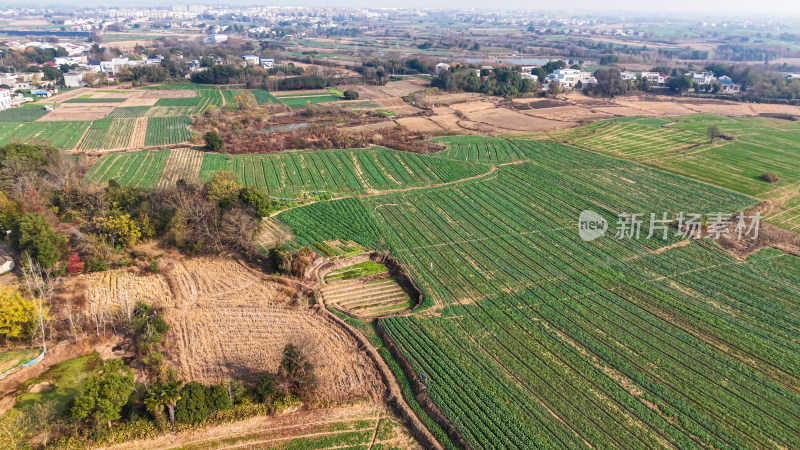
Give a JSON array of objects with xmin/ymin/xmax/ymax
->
[
  {"xmin": 0, "ymin": 285, "xmax": 37, "ymax": 340},
  {"xmin": 240, "ymin": 188, "xmax": 272, "ymax": 217},
  {"xmin": 144, "ymin": 385, "xmax": 165, "ymax": 419},
  {"xmin": 9, "ymin": 213, "xmax": 64, "ymax": 268},
  {"xmin": 279, "ymin": 344, "xmax": 317, "ymax": 399},
  {"xmin": 160, "ymin": 381, "xmax": 182, "ymax": 426},
  {"xmin": 253, "ymin": 373, "xmax": 276, "ymax": 403},
  {"xmin": 71, "ymin": 359, "xmax": 135, "ymax": 428},
  {"xmin": 206, "ymin": 170, "xmax": 242, "ymax": 206},
  {"xmin": 207, "ymin": 383, "xmax": 233, "ymax": 412},
  {"xmin": 204, "ymin": 131, "xmax": 224, "ymax": 152},
  {"xmin": 0, "ymin": 191, "xmax": 21, "ymax": 231},
  {"xmin": 175, "ymin": 381, "xmax": 209, "ymax": 424},
  {"xmin": 343, "ymin": 89, "xmax": 359, "ymax": 100}
]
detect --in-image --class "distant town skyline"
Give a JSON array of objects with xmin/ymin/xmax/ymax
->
[{"xmin": 9, "ymin": 1, "xmax": 800, "ymax": 19}]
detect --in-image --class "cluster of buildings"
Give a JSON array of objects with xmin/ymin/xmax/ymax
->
[
  {"xmin": 544, "ymin": 68, "xmax": 596, "ymax": 89},
  {"xmin": 619, "ymin": 70, "xmax": 741, "ymax": 93}
]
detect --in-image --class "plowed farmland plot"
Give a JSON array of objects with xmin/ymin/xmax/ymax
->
[
  {"xmin": 79, "ymin": 118, "xmax": 136, "ymax": 150},
  {"xmin": 157, "ymin": 147, "xmax": 204, "ymax": 188},
  {"xmin": 0, "ymin": 121, "xmax": 90, "ymax": 149},
  {"xmin": 144, "ymin": 116, "xmax": 193, "ymax": 146},
  {"xmin": 322, "ymin": 265, "xmax": 412, "ymax": 318},
  {"xmin": 279, "ymin": 139, "xmax": 800, "ymax": 449},
  {"xmin": 199, "ymin": 147, "xmax": 489, "ymax": 197},
  {"xmin": 84, "ymin": 149, "xmax": 170, "ymax": 188}
]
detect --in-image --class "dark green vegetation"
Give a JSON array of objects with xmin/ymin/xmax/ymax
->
[
  {"xmin": 84, "ymin": 149, "xmax": 170, "ymax": 188},
  {"xmin": 277, "ymin": 137, "xmax": 800, "ymax": 449}
]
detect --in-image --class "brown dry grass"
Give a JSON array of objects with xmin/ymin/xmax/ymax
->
[
  {"xmin": 611, "ymin": 99, "xmax": 697, "ymax": 116},
  {"xmin": 449, "ymin": 100, "xmax": 496, "ymax": 113},
  {"xmin": 120, "ymin": 97, "xmax": 159, "ymax": 107},
  {"xmin": 90, "ymin": 91, "xmax": 135, "ymax": 99},
  {"xmin": 341, "ymin": 79, "xmax": 428, "ymax": 99},
  {"xmin": 748, "ymin": 103, "xmax": 800, "ymax": 115},
  {"xmin": 130, "ymin": 117, "xmax": 147, "ymax": 147},
  {"xmin": 465, "ymin": 107, "xmax": 576, "ymax": 132},
  {"xmin": 48, "ymin": 87, "xmax": 93, "ymax": 102},
  {"xmin": 80, "ymin": 257, "xmax": 385, "ymax": 403},
  {"xmin": 37, "ymin": 103, "xmax": 116, "ymax": 121},
  {"xmin": 520, "ymin": 105, "xmax": 613, "ymax": 122},
  {"xmin": 395, "ymin": 117, "xmax": 445, "ymax": 133},
  {"xmin": 140, "ymin": 90, "xmax": 197, "ymax": 99}
]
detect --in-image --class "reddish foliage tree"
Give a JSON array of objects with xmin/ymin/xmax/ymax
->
[{"xmin": 66, "ymin": 253, "xmax": 85, "ymax": 274}]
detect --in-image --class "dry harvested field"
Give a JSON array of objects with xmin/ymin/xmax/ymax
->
[
  {"xmin": 104, "ymin": 405, "xmax": 418, "ymax": 450},
  {"xmin": 589, "ymin": 105, "xmax": 645, "ymax": 116},
  {"xmin": 130, "ymin": 117, "xmax": 147, "ymax": 147},
  {"xmin": 674, "ymin": 99, "xmax": 755, "ymax": 115},
  {"xmin": 395, "ymin": 116, "xmax": 445, "ymax": 133},
  {"xmin": 428, "ymin": 111, "xmax": 471, "ymax": 133},
  {"xmin": 119, "ymin": 97, "xmax": 159, "ymax": 107},
  {"xmin": 36, "ymin": 103, "xmax": 116, "ymax": 121},
  {"xmin": 140, "ymin": 89, "xmax": 197, "ymax": 99},
  {"xmin": 80, "ymin": 257, "xmax": 385, "ymax": 402},
  {"xmin": 47, "ymin": 87, "xmax": 93, "ymax": 102},
  {"xmin": 520, "ymin": 105, "xmax": 613, "ymax": 122},
  {"xmin": 448, "ymin": 100, "xmax": 496, "ymax": 113},
  {"xmin": 465, "ymin": 107, "xmax": 576, "ymax": 132},
  {"xmin": 157, "ymin": 148, "xmax": 203, "ymax": 188},
  {"xmin": 90, "ymin": 91, "xmax": 136, "ymax": 99},
  {"xmin": 342, "ymin": 78, "xmax": 428, "ymax": 99},
  {"xmin": 422, "ymin": 92, "xmax": 484, "ymax": 106},
  {"xmin": 611, "ymin": 98, "xmax": 698, "ymax": 116},
  {"xmin": 346, "ymin": 120, "xmax": 398, "ymax": 133},
  {"xmin": 748, "ymin": 103, "xmax": 800, "ymax": 115},
  {"xmin": 375, "ymin": 97, "xmax": 423, "ymax": 115}
]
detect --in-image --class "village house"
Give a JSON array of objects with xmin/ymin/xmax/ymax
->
[
  {"xmin": 717, "ymin": 75, "xmax": 741, "ymax": 93},
  {"xmin": 0, "ymin": 88, "xmax": 11, "ymax": 111},
  {"xmin": 640, "ymin": 72, "xmax": 668, "ymax": 85},
  {"xmin": 686, "ymin": 71, "xmax": 714, "ymax": 85},
  {"xmin": 204, "ymin": 34, "xmax": 228, "ymax": 44},
  {"xmin": 435, "ymin": 62, "xmax": 451, "ymax": 75},
  {"xmin": 544, "ymin": 68, "xmax": 593, "ymax": 89},
  {"xmin": 260, "ymin": 58, "xmax": 275, "ymax": 69},
  {"xmin": 620, "ymin": 71, "xmax": 636, "ymax": 81},
  {"xmin": 242, "ymin": 55, "xmax": 260, "ymax": 66}
]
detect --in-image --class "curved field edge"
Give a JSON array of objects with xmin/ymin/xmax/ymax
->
[{"xmin": 272, "ymin": 141, "xmax": 800, "ymax": 448}]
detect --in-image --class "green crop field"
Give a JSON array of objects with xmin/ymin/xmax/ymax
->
[
  {"xmin": 278, "ymin": 94, "xmax": 342, "ymax": 108},
  {"xmin": 84, "ymin": 149, "xmax": 171, "ymax": 188},
  {"xmin": 562, "ymin": 115, "xmax": 800, "ymax": 229},
  {"xmin": 191, "ymin": 89, "xmax": 224, "ymax": 114},
  {"xmin": 79, "ymin": 118, "xmax": 135, "ymax": 150},
  {"xmin": 0, "ymin": 121, "xmax": 89, "ymax": 149},
  {"xmin": 144, "ymin": 116, "xmax": 193, "ymax": 146},
  {"xmin": 252, "ymin": 89, "xmax": 280, "ymax": 104},
  {"xmin": 154, "ymin": 96, "xmax": 201, "ymax": 107},
  {"xmin": 107, "ymin": 106, "xmax": 151, "ymax": 118},
  {"xmin": 433, "ymin": 136, "xmax": 530, "ymax": 163},
  {"xmin": 199, "ymin": 147, "xmax": 489, "ymax": 198},
  {"xmin": 0, "ymin": 104, "xmax": 49, "ymax": 122},
  {"xmin": 276, "ymin": 139, "xmax": 800, "ymax": 449}
]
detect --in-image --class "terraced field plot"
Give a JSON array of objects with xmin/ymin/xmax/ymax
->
[
  {"xmin": 107, "ymin": 106, "xmax": 151, "ymax": 118},
  {"xmin": 79, "ymin": 117, "xmax": 136, "ymax": 150},
  {"xmin": 84, "ymin": 149, "xmax": 170, "ymax": 188},
  {"xmin": 278, "ymin": 140, "xmax": 800, "ymax": 449},
  {"xmin": 0, "ymin": 121, "xmax": 90, "ymax": 149},
  {"xmin": 276, "ymin": 92, "xmax": 343, "ymax": 108},
  {"xmin": 323, "ymin": 263, "xmax": 412, "ymax": 318},
  {"xmin": 199, "ymin": 147, "xmax": 490, "ymax": 197}
]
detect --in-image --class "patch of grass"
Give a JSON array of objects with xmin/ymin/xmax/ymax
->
[
  {"xmin": 15, "ymin": 353, "xmax": 100, "ymax": 417},
  {"xmin": 0, "ymin": 105, "xmax": 49, "ymax": 122},
  {"xmin": 326, "ymin": 261, "xmax": 389, "ymax": 280}
]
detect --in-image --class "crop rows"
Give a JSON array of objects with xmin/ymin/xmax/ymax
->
[
  {"xmin": 0, "ymin": 105, "xmax": 49, "ymax": 122},
  {"xmin": 252, "ymin": 90, "xmax": 280, "ymax": 104},
  {"xmin": 278, "ymin": 94, "xmax": 342, "ymax": 108},
  {"xmin": 191, "ymin": 89, "xmax": 224, "ymax": 114},
  {"xmin": 107, "ymin": 106, "xmax": 151, "ymax": 118},
  {"xmin": 199, "ymin": 147, "xmax": 489, "ymax": 198},
  {"xmin": 144, "ymin": 116, "xmax": 193, "ymax": 146},
  {"xmin": 84, "ymin": 149, "xmax": 170, "ymax": 188},
  {"xmin": 433, "ymin": 136, "xmax": 529, "ymax": 163},
  {"xmin": 0, "ymin": 121, "xmax": 90, "ymax": 149},
  {"xmin": 154, "ymin": 96, "xmax": 201, "ymax": 107},
  {"xmin": 569, "ymin": 121, "xmax": 708, "ymax": 158},
  {"xmin": 79, "ymin": 118, "xmax": 136, "ymax": 150}
]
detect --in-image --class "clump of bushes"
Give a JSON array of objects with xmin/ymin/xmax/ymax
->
[{"xmin": 761, "ymin": 172, "xmax": 780, "ymax": 183}]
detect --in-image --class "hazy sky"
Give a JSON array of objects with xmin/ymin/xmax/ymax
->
[{"xmin": 10, "ymin": 0, "xmax": 800, "ymax": 19}]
